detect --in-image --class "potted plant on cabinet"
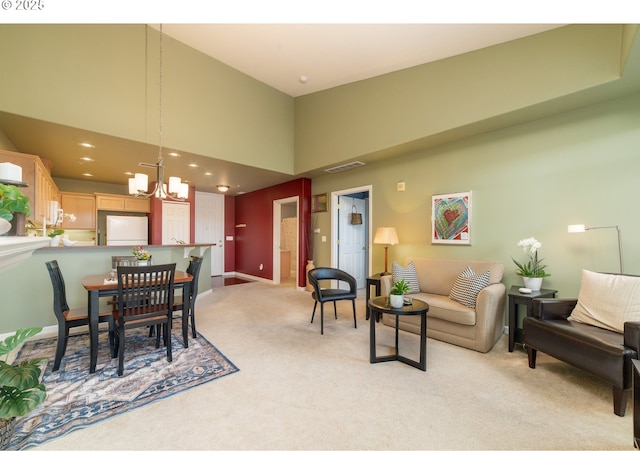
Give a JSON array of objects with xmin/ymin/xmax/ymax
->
[
  {"xmin": 0, "ymin": 327, "xmax": 47, "ymax": 449},
  {"xmin": 389, "ymin": 279, "xmax": 410, "ymax": 308},
  {"xmin": 0, "ymin": 184, "xmax": 31, "ymax": 237},
  {"xmin": 47, "ymin": 229, "xmax": 64, "ymax": 247}
]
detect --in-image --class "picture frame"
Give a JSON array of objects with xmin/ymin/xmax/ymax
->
[
  {"xmin": 431, "ymin": 191, "xmax": 471, "ymax": 245},
  {"xmin": 311, "ymin": 193, "xmax": 328, "ymax": 213}
]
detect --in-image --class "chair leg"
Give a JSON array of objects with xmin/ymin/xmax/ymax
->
[
  {"xmin": 613, "ymin": 386, "xmax": 629, "ymax": 417},
  {"xmin": 320, "ymin": 302, "xmax": 324, "ymax": 335},
  {"xmin": 155, "ymin": 325, "xmax": 161, "ymax": 348},
  {"xmin": 53, "ymin": 325, "xmax": 68, "ymax": 372},
  {"xmin": 190, "ymin": 301, "xmax": 198, "ymax": 338},
  {"xmin": 117, "ymin": 328, "xmax": 125, "ymax": 377},
  {"xmin": 165, "ymin": 322, "xmax": 172, "ymax": 362},
  {"xmin": 108, "ymin": 318, "xmax": 116, "ymax": 358},
  {"xmin": 311, "ymin": 301, "xmax": 318, "ymax": 323},
  {"xmin": 526, "ymin": 346, "xmax": 537, "ymax": 369},
  {"xmin": 352, "ymin": 299, "xmax": 357, "ymax": 329},
  {"xmin": 333, "ymin": 301, "xmax": 337, "ymax": 319}
]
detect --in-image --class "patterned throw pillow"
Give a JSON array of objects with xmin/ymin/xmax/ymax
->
[
  {"xmin": 449, "ymin": 266, "xmax": 490, "ymax": 308},
  {"xmin": 392, "ymin": 261, "xmax": 420, "ymax": 294}
]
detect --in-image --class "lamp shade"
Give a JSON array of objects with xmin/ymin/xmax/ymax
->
[
  {"xmin": 568, "ymin": 224, "xmax": 586, "ymax": 233},
  {"xmin": 374, "ymin": 227, "xmax": 399, "ymax": 245}
]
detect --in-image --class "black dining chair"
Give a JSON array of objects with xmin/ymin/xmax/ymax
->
[
  {"xmin": 172, "ymin": 256, "xmax": 204, "ymax": 339},
  {"xmin": 308, "ymin": 267, "xmax": 358, "ymax": 335},
  {"xmin": 46, "ymin": 260, "xmax": 115, "ymax": 372},
  {"xmin": 113, "ymin": 263, "xmax": 176, "ymax": 376}
]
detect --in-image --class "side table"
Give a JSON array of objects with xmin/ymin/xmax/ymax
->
[
  {"xmin": 368, "ymin": 296, "xmax": 429, "ymax": 371},
  {"xmin": 508, "ymin": 285, "xmax": 557, "ymax": 352},
  {"xmin": 365, "ymin": 274, "xmax": 383, "ymax": 320}
]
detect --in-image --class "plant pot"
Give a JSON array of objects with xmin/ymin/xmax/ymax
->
[
  {"xmin": 0, "ymin": 417, "xmax": 16, "ymax": 450},
  {"xmin": 3, "ymin": 212, "xmax": 26, "ymax": 236},
  {"xmin": 136, "ymin": 260, "xmax": 149, "ymax": 266},
  {"xmin": 522, "ymin": 277, "xmax": 543, "ymax": 291},
  {"xmin": 389, "ymin": 294, "xmax": 404, "ymax": 308},
  {"xmin": 49, "ymin": 235, "xmax": 61, "ymax": 247},
  {"xmin": 306, "ymin": 260, "xmax": 315, "ymax": 292}
]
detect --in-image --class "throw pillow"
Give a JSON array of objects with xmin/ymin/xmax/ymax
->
[
  {"xmin": 449, "ymin": 266, "xmax": 490, "ymax": 308},
  {"xmin": 568, "ymin": 270, "xmax": 640, "ymax": 333},
  {"xmin": 391, "ymin": 261, "xmax": 420, "ymax": 294}
]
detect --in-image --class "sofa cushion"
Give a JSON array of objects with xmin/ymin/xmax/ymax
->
[
  {"xmin": 404, "ymin": 257, "xmax": 503, "ymax": 296},
  {"xmin": 449, "ymin": 266, "xmax": 490, "ymax": 308},
  {"xmin": 568, "ymin": 270, "xmax": 640, "ymax": 333},
  {"xmin": 392, "ymin": 261, "xmax": 420, "ymax": 294},
  {"xmin": 411, "ymin": 293, "xmax": 476, "ymax": 325}
]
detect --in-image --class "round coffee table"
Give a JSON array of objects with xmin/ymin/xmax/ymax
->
[{"xmin": 368, "ymin": 295, "xmax": 429, "ymax": 371}]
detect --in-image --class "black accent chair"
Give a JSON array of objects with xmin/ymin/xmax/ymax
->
[
  {"xmin": 308, "ymin": 267, "xmax": 357, "ymax": 335},
  {"xmin": 523, "ymin": 297, "xmax": 640, "ymax": 416},
  {"xmin": 113, "ymin": 263, "xmax": 176, "ymax": 376},
  {"xmin": 46, "ymin": 260, "xmax": 115, "ymax": 372},
  {"xmin": 173, "ymin": 256, "xmax": 204, "ymax": 339}
]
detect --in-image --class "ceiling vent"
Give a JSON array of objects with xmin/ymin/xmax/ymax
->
[{"xmin": 324, "ymin": 161, "xmax": 365, "ymax": 174}]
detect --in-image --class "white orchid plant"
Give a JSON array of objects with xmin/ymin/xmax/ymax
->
[{"xmin": 512, "ymin": 237, "xmax": 550, "ymax": 278}]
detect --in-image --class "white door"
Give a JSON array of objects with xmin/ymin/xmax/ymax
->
[
  {"xmin": 337, "ymin": 196, "xmax": 367, "ymax": 288},
  {"xmin": 195, "ymin": 192, "xmax": 225, "ymax": 276},
  {"xmin": 162, "ymin": 201, "xmax": 191, "ymax": 245}
]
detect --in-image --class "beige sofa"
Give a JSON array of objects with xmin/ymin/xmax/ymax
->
[{"xmin": 380, "ymin": 257, "xmax": 506, "ymax": 353}]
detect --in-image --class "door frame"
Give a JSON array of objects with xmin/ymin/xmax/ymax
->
[
  {"xmin": 273, "ymin": 196, "xmax": 299, "ymax": 286},
  {"xmin": 331, "ymin": 185, "xmax": 373, "ymax": 277}
]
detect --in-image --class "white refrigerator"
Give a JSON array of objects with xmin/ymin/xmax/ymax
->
[{"xmin": 106, "ymin": 215, "xmax": 149, "ymax": 246}]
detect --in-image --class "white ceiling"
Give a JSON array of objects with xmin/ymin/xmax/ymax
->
[{"xmin": 156, "ymin": 24, "xmax": 565, "ymax": 97}]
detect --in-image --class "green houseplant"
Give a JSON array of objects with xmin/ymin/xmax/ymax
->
[
  {"xmin": 389, "ymin": 279, "xmax": 410, "ymax": 308},
  {"xmin": 0, "ymin": 327, "xmax": 47, "ymax": 448},
  {"xmin": 0, "ymin": 184, "xmax": 31, "ymax": 237}
]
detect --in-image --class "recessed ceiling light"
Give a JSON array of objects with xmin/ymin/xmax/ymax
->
[
  {"xmin": 188, "ymin": 163, "xmax": 198, "ymax": 168},
  {"xmin": 82, "ymin": 173, "xmax": 93, "ymax": 177},
  {"xmin": 78, "ymin": 142, "xmax": 95, "ymax": 148},
  {"xmin": 124, "ymin": 171, "xmax": 134, "ymax": 176},
  {"xmin": 167, "ymin": 152, "xmax": 180, "ymax": 157},
  {"xmin": 204, "ymin": 172, "xmax": 212, "ymax": 176},
  {"xmin": 80, "ymin": 157, "xmax": 94, "ymax": 162}
]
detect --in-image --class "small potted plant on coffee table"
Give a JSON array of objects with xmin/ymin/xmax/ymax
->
[
  {"xmin": 389, "ymin": 279, "xmax": 410, "ymax": 308},
  {"xmin": 0, "ymin": 327, "xmax": 47, "ymax": 449}
]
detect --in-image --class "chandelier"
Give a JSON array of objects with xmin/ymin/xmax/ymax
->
[{"xmin": 129, "ymin": 24, "xmax": 188, "ymax": 200}]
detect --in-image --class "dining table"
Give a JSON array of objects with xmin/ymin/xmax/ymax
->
[{"xmin": 81, "ymin": 269, "xmax": 194, "ymax": 373}]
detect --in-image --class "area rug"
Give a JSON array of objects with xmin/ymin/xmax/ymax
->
[{"xmin": 7, "ymin": 319, "xmax": 239, "ymax": 449}]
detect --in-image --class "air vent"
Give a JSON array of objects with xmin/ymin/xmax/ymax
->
[{"xmin": 324, "ymin": 161, "xmax": 365, "ymax": 174}]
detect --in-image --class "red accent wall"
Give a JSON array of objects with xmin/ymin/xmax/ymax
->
[{"xmin": 233, "ymin": 178, "xmax": 311, "ymax": 287}]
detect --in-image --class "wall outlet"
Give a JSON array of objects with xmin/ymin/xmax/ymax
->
[{"xmin": 259, "ymin": 264, "xmax": 263, "ymax": 270}]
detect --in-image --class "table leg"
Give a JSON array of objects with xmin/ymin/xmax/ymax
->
[
  {"xmin": 88, "ymin": 289, "xmax": 99, "ymax": 373},
  {"xmin": 394, "ymin": 314, "xmax": 399, "ymax": 356},
  {"xmin": 182, "ymin": 281, "xmax": 190, "ymax": 348},
  {"xmin": 369, "ymin": 305, "xmax": 376, "ymax": 363},
  {"xmin": 419, "ymin": 311, "xmax": 427, "ymax": 371},
  {"xmin": 508, "ymin": 297, "xmax": 516, "ymax": 352}
]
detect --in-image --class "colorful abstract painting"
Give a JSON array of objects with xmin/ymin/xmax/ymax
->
[{"xmin": 431, "ymin": 191, "xmax": 471, "ymax": 245}]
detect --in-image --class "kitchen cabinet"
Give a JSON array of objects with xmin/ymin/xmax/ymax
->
[
  {"xmin": 60, "ymin": 192, "xmax": 95, "ymax": 229},
  {"xmin": 95, "ymin": 193, "xmax": 150, "ymax": 213},
  {"xmin": 0, "ymin": 149, "xmax": 60, "ymax": 225}
]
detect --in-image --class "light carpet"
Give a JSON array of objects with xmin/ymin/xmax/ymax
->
[
  {"xmin": 8, "ymin": 318, "xmax": 238, "ymax": 450},
  {"xmin": 33, "ymin": 282, "xmax": 634, "ymax": 450}
]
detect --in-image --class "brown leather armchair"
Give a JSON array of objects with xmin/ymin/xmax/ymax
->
[{"xmin": 523, "ymin": 297, "xmax": 640, "ymax": 416}]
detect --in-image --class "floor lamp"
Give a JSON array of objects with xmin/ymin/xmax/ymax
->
[
  {"xmin": 374, "ymin": 227, "xmax": 399, "ymax": 275},
  {"xmin": 568, "ymin": 224, "xmax": 624, "ymax": 274}
]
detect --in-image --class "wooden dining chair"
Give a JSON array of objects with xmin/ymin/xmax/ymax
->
[
  {"xmin": 173, "ymin": 256, "xmax": 204, "ymax": 339},
  {"xmin": 113, "ymin": 263, "xmax": 176, "ymax": 376},
  {"xmin": 46, "ymin": 260, "xmax": 115, "ymax": 372}
]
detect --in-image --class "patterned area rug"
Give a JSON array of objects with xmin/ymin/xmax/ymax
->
[{"xmin": 8, "ymin": 319, "xmax": 239, "ymax": 449}]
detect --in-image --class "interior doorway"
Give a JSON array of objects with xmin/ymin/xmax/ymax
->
[
  {"xmin": 273, "ymin": 196, "xmax": 299, "ymax": 287},
  {"xmin": 331, "ymin": 186, "xmax": 372, "ymax": 289}
]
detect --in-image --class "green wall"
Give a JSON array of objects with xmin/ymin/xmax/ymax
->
[
  {"xmin": 0, "ymin": 24, "xmax": 295, "ymax": 175},
  {"xmin": 0, "ymin": 246, "xmax": 211, "ymax": 334},
  {"xmin": 310, "ymin": 92, "xmax": 640, "ymax": 298}
]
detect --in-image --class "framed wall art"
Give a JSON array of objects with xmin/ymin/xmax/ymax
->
[
  {"xmin": 311, "ymin": 193, "xmax": 328, "ymax": 213},
  {"xmin": 431, "ymin": 191, "xmax": 471, "ymax": 245}
]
